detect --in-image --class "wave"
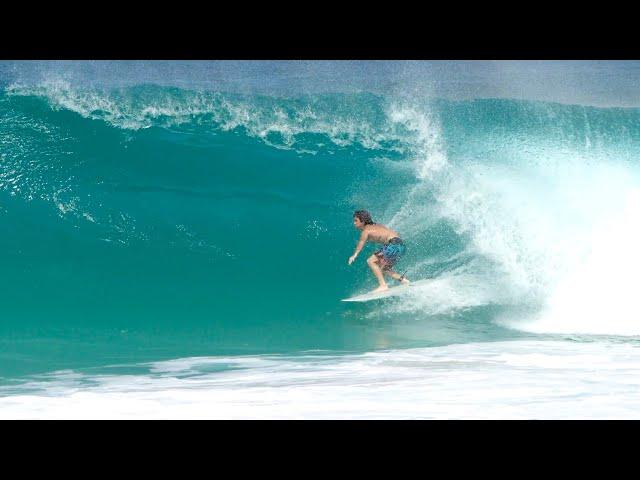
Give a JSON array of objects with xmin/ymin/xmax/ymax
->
[{"xmin": 3, "ymin": 81, "xmax": 640, "ymax": 354}]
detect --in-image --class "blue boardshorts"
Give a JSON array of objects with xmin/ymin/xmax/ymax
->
[{"xmin": 374, "ymin": 237, "xmax": 406, "ymax": 269}]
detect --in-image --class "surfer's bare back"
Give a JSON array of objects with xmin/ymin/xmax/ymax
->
[{"xmin": 348, "ymin": 210, "xmax": 410, "ymax": 292}]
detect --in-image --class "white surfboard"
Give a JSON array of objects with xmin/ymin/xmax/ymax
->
[{"xmin": 341, "ymin": 279, "xmax": 429, "ymax": 302}]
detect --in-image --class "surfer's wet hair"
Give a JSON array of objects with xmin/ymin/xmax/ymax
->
[{"xmin": 353, "ymin": 210, "xmax": 375, "ymax": 225}]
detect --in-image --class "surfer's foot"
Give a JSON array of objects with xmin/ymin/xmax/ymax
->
[
  {"xmin": 372, "ymin": 285, "xmax": 389, "ymax": 293},
  {"xmin": 400, "ymin": 278, "xmax": 410, "ymax": 285}
]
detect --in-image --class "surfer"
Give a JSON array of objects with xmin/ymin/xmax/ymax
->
[{"xmin": 348, "ymin": 210, "xmax": 410, "ymax": 292}]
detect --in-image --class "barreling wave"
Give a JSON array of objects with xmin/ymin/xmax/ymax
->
[{"xmin": 3, "ymin": 79, "xmax": 640, "ymax": 368}]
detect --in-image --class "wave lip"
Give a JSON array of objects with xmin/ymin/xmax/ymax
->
[{"xmin": 4, "ymin": 81, "xmax": 409, "ymax": 153}]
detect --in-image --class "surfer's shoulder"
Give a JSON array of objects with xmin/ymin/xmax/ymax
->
[{"xmin": 360, "ymin": 225, "xmax": 372, "ymax": 238}]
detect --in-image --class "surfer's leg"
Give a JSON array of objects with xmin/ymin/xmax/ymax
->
[
  {"xmin": 367, "ymin": 254, "xmax": 389, "ymax": 291},
  {"xmin": 381, "ymin": 244, "xmax": 409, "ymax": 284},
  {"xmin": 385, "ymin": 269, "xmax": 410, "ymax": 285}
]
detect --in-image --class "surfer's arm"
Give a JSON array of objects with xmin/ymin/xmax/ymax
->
[{"xmin": 348, "ymin": 230, "xmax": 369, "ymax": 265}]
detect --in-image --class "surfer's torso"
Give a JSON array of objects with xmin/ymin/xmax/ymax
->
[{"xmin": 363, "ymin": 224, "xmax": 401, "ymax": 244}]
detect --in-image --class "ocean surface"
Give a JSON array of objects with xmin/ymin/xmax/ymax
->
[{"xmin": 2, "ymin": 61, "xmax": 640, "ymax": 419}]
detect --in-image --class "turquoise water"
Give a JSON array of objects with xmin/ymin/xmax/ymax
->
[
  {"xmin": 0, "ymin": 87, "xmax": 540, "ymax": 378},
  {"xmin": 3, "ymin": 64, "xmax": 640, "ymax": 418}
]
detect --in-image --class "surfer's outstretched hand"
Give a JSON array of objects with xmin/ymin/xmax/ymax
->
[{"xmin": 348, "ymin": 255, "xmax": 356, "ymax": 265}]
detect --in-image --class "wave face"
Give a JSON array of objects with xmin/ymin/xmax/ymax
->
[{"xmin": 3, "ymin": 79, "xmax": 640, "ymax": 379}]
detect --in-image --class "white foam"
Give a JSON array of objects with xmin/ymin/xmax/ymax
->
[
  {"xmin": 6, "ymin": 82, "xmax": 407, "ymax": 154},
  {"xmin": 3, "ymin": 340, "xmax": 640, "ymax": 419},
  {"xmin": 388, "ymin": 269, "xmax": 507, "ymax": 315},
  {"xmin": 383, "ymin": 98, "xmax": 640, "ymax": 336},
  {"xmin": 511, "ymin": 188, "xmax": 640, "ymax": 335},
  {"xmin": 459, "ymin": 161, "xmax": 640, "ymax": 335}
]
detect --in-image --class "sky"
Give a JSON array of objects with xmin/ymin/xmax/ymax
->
[{"xmin": 2, "ymin": 60, "xmax": 640, "ymax": 107}]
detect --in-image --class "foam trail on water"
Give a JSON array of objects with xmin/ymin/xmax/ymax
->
[{"xmin": 2, "ymin": 340, "xmax": 640, "ymax": 419}]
